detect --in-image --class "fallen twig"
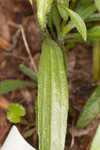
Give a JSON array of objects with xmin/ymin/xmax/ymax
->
[{"xmin": 8, "ymin": 21, "xmax": 38, "ymax": 74}]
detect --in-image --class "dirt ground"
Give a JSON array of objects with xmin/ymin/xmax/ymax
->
[{"xmin": 0, "ymin": 1, "xmax": 99, "ymax": 150}]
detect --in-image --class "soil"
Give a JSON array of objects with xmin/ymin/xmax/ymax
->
[{"xmin": 0, "ymin": 1, "xmax": 99, "ymax": 150}]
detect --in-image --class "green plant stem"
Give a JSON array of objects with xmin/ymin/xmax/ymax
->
[
  {"xmin": 93, "ymin": 40, "xmax": 100, "ymax": 82},
  {"xmin": 61, "ymin": 20, "xmax": 66, "ymax": 32},
  {"xmin": 70, "ymin": 0, "xmax": 77, "ymax": 9},
  {"xmin": 48, "ymin": 13, "xmax": 56, "ymax": 40}
]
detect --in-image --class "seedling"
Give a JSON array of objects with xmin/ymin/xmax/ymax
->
[
  {"xmin": 7, "ymin": 103, "xmax": 26, "ymax": 123},
  {"xmin": 1, "ymin": 0, "xmax": 100, "ymax": 150},
  {"xmin": 30, "ymin": 0, "xmax": 100, "ymax": 150},
  {"xmin": 0, "ymin": 64, "xmax": 37, "ymax": 95}
]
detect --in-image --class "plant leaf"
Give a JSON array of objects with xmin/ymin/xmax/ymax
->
[
  {"xmin": 86, "ymin": 13, "xmax": 100, "ymax": 22},
  {"xmin": 76, "ymin": 4, "xmax": 96, "ymax": 20},
  {"xmin": 87, "ymin": 13, "xmax": 100, "ymax": 22},
  {"xmin": 48, "ymin": 11, "xmax": 56, "ymax": 39},
  {"xmin": 37, "ymin": 0, "xmax": 53, "ymax": 28},
  {"xmin": 57, "ymin": 0, "xmax": 69, "ymax": 21},
  {"xmin": 62, "ymin": 4, "xmax": 96, "ymax": 37},
  {"xmin": 47, "ymin": 5, "xmax": 60, "ymax": 39},
  {"xmin": 64, "ymin": 26, "xmax": 100, "ymax": 41},
  {"xmin": 61, "ymin": 6, "xmax": 87, "ymax": 41},
  {"xmin": 52, "ymin": 5, "xmax": 60, "ymax": 34},
  {"xmin": 0, "ymin": 80, "xmax": 33, "ymax": 94},
  {"xmin": 90, "ymin": 124, "xmax": 100, "ymax": 150},
  {"xmin": 7, "ymin": 103, "xmax": 26, "ymax": 123},
  {"xmin": 38, "ymin": 38, "xmax": 69, "ymax": 150},
  {"xmin": 77, "ymin": 86, "xmax": 100, "ymax": 128},
  {"xmin": 19, "ymin": 64, "xmax": 37, "ymax": 82},
  {"xmin": 95, "ymin": 0, "xmax": 100, "ymax": 12},
  {"xmin": 87, "ymin": 26, "xmax": 100, "ymax": 40},
  {"xmin": 76, "ymin": 0, "xmax": 93, "ymax": 9}
]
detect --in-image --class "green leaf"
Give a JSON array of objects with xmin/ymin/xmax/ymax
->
[
  {"xmin": 87, "ymin": 13, "xmax": 100, "ymax": 22},
  {"xmin": 62, "ymin": 4, "xmax": 96, "ymax": 37},
  {"xmin": 95, "ymin": 0, "xmax": 100, "ymax": 12},
  {"xmin": 93, "ymin": 40, "xmax": 100, "ymax": 82},
  {"xmin": 19, "ymin": 64, "xmax": 37, "ymax": 82},
  {"xmin": 64, "ymin": 26, "xmax": 100, "ymax": 41},
  {"xmin": 52, "ymin": 5, "xmax": 60, "ymax": 34},
  {"xmin": 76, "ymin": 4, "xmax": 96, "ymax": 20},
  {"xmin": 7, "ymin": 103, "xmax": 26, "ymax": 123},
  {"xmin": 37, "ymin": 0, "xmax": 53, "ymax": 28},
  {"xmin": 0, "ymin": 80, "xmax": 33, "ymax": 94},
  {"xmin": 38, "ymin": 38, "xmax": 69, "ymax": 150},
  {"xmin": 90, "ymin": 124, "xmax": 100, "ymax": 150},
  {"xmin": 77, "ymin": 86, "xmax": 100, "ymax": 128},
  {"xmin": 48, "ymin": 11, "xmax": 56, "ymax": 39},
  {"xmin": 57, "ymin": 0, "xmax": 69, "ymax": 21},
  {"xmin": 47, "ymin": 5, "xmax": 60, "ymax": 39},
  {"xmin": 35, "ymin": 100, "xmax": 38, "ymax": 115},
  {"xmin": 87, "ymin": 26, "xmax": 100, "ymax": 40},
  {"xmin": 76, "ymin": 0, "xmax": 93, "ymax": 9},
  {"xmin": 70, "ymin": 0, "xmax": 78, "ymax": 9},
  {"xmin": 61, "ymin": 6, "xmax": 87, "ymax": 41}
]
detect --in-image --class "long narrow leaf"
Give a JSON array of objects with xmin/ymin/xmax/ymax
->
[
  {"xmin": 38, "ymin": 38, "xmax": 69, "ymax": 150},
  {"xmin": 64, "ymin": 25, "xmax": 100, "ymax": 42},
  {"xmin": 95, "ymin": 0, "xmax": 100, "ymax": 12},
  {"xmin": 19, "ymin": 64, "xmax": 37, "ymax": 82},
  {"xmin": 52, "ymin": 5, "xmax": 60, "ymax": 34},
  {"xmin": 61, "ymin": 6, "xmax": 87, "ymax": 41},
  {"xmin": 90, "ymin": 124, "xmax": 100, "ymax": 150},
  {"xmin": 87, "ymin": 13, "xmax": 100, "ymax": 22},
  {"xmin": 0, "ymin": 80, "xmax": 33, "ymax": 94},
  {"xmin": 57, "ymin": 0, "xmax": 69, "ymax": 21},
  {"xmin": 37, "ymin": 0, "xmax": 53, "ymax": 28},
  {"xmin": 62, "ymin": 4, "xmax": 96, "ymax": 36},
  {"xmin": 77, "ymin": 86, "xmax": 100, "ymax": 128},
  {"xmin": 76, "ymin": 0, "xmax": 93, "ymax": 8},
  {"xmin": 87, "ymin": 26, "xmax": 100, "ymax": 40},
  {"xmin": 76, "ymin": 4, "xmax": 96, "ymax": 20}
]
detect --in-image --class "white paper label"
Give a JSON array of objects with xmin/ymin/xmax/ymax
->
[{"xmin": 1, "ymin": 126, "xmax": 36, "ymax": 150}]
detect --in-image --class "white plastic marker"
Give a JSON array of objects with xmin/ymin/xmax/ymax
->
[{"xmin": 1, "ymin": 126, "xmax": 36, "ymax": 150}]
